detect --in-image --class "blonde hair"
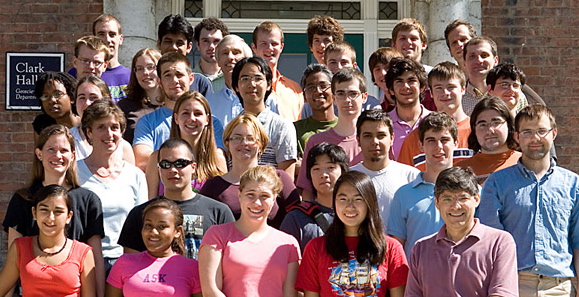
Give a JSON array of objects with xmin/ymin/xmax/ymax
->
[
  {"xmin": 222, "ymin": 113, "xmax": 269, "ymax": 156},
  {"xmin": 239, "ymin": 165, "xmax": 283, "ymax": 195}
]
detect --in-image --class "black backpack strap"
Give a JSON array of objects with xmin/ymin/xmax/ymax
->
[{"xmin": 288, "ymin": 201, "xmax": 331, "ymax": 232}]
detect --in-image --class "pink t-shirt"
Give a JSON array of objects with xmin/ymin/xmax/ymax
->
[
  {"xmin": 201, "ymin": 222, "xmax": 301, "ymax": 297},
  {"xmin": 107, "ymin": 251, "xmax": 201, "ymax": 297},
  {"xmin": 296, "ymin": 236, "xmax": 408, "ymax": 296},
  {"xmin": 297, "ymin": 128, "xmax": 363, "ymax": 191}
]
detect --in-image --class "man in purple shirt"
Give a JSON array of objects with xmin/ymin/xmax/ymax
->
[{"xmin": 405, "ymin": 167, "xmax": 518, "ymax": 297}]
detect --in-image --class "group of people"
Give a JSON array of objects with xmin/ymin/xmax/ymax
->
[{"xmin": 0, "ymin": 10, "xmax": 576, "ymax": 297}]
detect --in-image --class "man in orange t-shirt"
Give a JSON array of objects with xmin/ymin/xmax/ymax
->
[
  {"xmin": 455, "ymin": 96, "xmax": 521, "ymax": 185},
  {"xmin": 398, "ymin": 62, "xmax": 473, "ymax": 171}
]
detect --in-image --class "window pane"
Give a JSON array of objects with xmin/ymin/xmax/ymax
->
[
  {"xmin": 184, "ymin": 0, "xmax": 203, "ymax": 18},
  {"xmin": 378, "ymin": 1, "xmax": 398, "ymax": 20},
  {"xmin": 221, "ymin": 1, "xmax": 361, "ymax": 20}
]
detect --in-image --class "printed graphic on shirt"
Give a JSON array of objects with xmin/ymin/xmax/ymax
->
[
  {"xmin": 184, "ymin": 214, "xmax": 204, "ymax": 259},
  {"xmin": 328, "ymin": 258, "xmax": 381, "ymax": 296}
]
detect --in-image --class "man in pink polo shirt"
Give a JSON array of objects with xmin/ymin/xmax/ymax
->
[{"xmin": 405, "ymin": 167, "xmax": 518, "ymax": 297}]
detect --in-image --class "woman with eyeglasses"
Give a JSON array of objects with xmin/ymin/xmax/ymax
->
[
  {"xmin": 76, "ymin": 100, "xmax": 148, "ymax": 276},
  {"xmin": 199, "ymin": 165, "xmax": 301, "ymax": 297},
  {"xmin": 199, "ymin": 113, "xmax": 300, "ymax": 228},
  {"xmin": 32, "ymin": 72, "xmax": 80, "ymax": 140},
  {"xmin": 145, "ymin": 91, "xmax": 227, "ymax": 198},
  {"xmin": 118, "ymin": 48, "xmax": 163, "ymax": 144},
  {"xmin": 2, "ymin": 124, "xmax": 105, "ymax": 296}
]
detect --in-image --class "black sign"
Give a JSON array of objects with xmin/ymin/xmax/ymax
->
[{"xmin": 5, "ymin": 52, "xmax": 65, "ymax": 110}]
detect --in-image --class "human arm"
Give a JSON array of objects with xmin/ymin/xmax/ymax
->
[
  {"xmin": 216, "ymin": 148, "xmax": 228, "ymax": 174},
  {"xmin": 87, "ymin": 235, "xmax": 104, "ymax": 297},
  {"xmin": 477, "ymin": 175, "xmax": 506, "ymax": 229},
  {"xmin": 304, "ymin": 291, "xmax": 320, "ymax": 297},
  {"xmin": 145, "ymin": 150, "xmax": 160, "ymax": 199},
  {"xmin": 283, "ymin": 261, "xmax": 299, "ymax": 297},
  {"xmin": 574, "ymin": 249, "xmax": 579, "ymax": 297},
  {"xmin": 389, "ymin": 286, "xmax": 405, "ymax": 297},
  {"xmin": 104, "ymin": 285, "xmax": 123, "ymax": 297},
  {"xmin": 487, "ymin": 232, "xmax": 518, "ymax": 297},
  {"xmin": 120, "ymin": 140, "xmax": 135, "ymax": 165},
  {"xmin": 198, "ymin": 245, "xmax": 226, "ymax": 297},
  {"xmin": 391, "ymin": 236, "xmax": 406, "ymax": 247},
  {"xmin": 133, "ymin": 144, "xmax": 153, "ymax": 172},
  {"xmin": 80, "ymin": 248, "xmax": 96, "ymax": 297},
  {"xmin": 0, "ymin": 241, "xmax": 20, "ymax": 297},
  {"xmin": 278, "ymin": 160, "xmax": 296, "ymax": 181}
]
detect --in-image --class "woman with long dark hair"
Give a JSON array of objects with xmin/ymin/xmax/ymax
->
[{"xmin": 296, "ymin": 171, "xmax": 408, "ymax": 297}]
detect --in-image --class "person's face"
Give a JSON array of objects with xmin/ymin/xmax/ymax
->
[
  {"xmin": 196, "ymin": 29, "xmax": 223, "ymax": 64},
  {"xmin": 325, "ymin": 51, "xmax": 356, "ymax": 74},
  {"xmin": 488, "ymin": 78, "xmax": 522, "ymax": 110},
  {"xmin": 310, "ymin": 154, "xmax": 343, "ymax": 197},
  {"xmin": 235, "ymin": 63, "xmax": 270, "ymax": 108},
  {"xmin": 41, "ymin": 80, "xmax": 74, "ymax": 120},
  {"xmin": 515, "ymin": 114, "xmax": 557, "ymax": 161},
  {"xmin": 217, "ymin": 42, "xmax": 246, "ymax": 78},
  {"xmin": 430, "ymin": 77, "xmax": 465, "ymax": 113},
  {"xmin": 304, "ymin": 71, "xmax": 334, "ymax": 112},
  {"xmin": 226, "ymin": 123, "xmax": 260, "ymax": 161},
  {"xmin": 76, "ymin": 82, "xmax": 105, "ymax": 118},
  {"xmin": 464, "ymin": 42, "xmax": 498, "ymax": 80},
  {"xmin": 420, "ymin": 129, "xmax": 457, "ymax": 171},
  {"xmin": 158, "ymin": 145, "xmax": 197, "ymax": 191},
  {"xmin": 73, "ymin": 46, "xmax": 108, "ymax": 79},
  {"xmin": 159, "ymin": 61, "xmax": 193, "ymax": 101},
  {"xmin": 357, "ymin": 121, "xmax": 393, "ymax": 163},
  {"xmin": 334, "ymin": 182, "xmax": 368, "ymax": 236},
  {"xmin": 86, "ymin": 115, "xmax": 123, "ymax": 154},
  {"xmin": 32, "ymin": 195, "xmax": 72, "ymax": 237},
  {"xmin": 389, "ymin": 70, "xmax": 423, "ymax": 108},
  {"xmin": 174, "ymin": 99, "xmax": 209, "ymax": 138},
  {"xmin": 142, "ymin": 207, "xmax": 182, "ymax": 257},
  {"xmin": 251, "ymin": 29, "xmax": 284, "ymax": 68},
  {"xmin": 475, "ymin": 109, "xmax": 509, "ymax": 153},
  {"xmin": 94, "ymin": 20, "xmax": 123, "ymax": 59},
  {"xmin": 158, "ymin": 32, "xmax": 192, "ymax": 55},
  {"xmin": 372, "ymin": 62, "xmax": 389, "ymax": 91},
  {"xmin": 435, "ymin": 190, "xmax": 479, "ymax": 232},
  {"xmin": 393, "ymin": 29, "xmax": 427, "ymax": 62},
  {"xmin": 447, "ymin": 25, "xmax": 472, "ymax": 64},
  {"xmin": 35, "ymin": 133, "xmax": 75, "ymax": 177},
  {"xmin": 134, "ymin": 54, "xmax": 159, "ymax": 91},
  {"xmin": 333, "ymin": 79, "xmax": 367, "ymax": 117},
  {"xmin": 238, "ymin": 180, "xmax": 276, "ymax": 222},
  {"xmin": 310, "ymin": 34, "xmax": 334, "ymax": 64}
]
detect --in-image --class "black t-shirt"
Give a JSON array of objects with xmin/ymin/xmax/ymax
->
[
  {"xmin": 118, "ymin": 194, "xmax": 234, "ymax": 258},
  {"xmin": 2, "ymin": 181, "xmax": 104, "ymax": 243}
]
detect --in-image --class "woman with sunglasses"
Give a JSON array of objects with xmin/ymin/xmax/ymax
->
[
  {"xmin": 200, "ymin": 113, "xmax": 300, "ymax": 228},
  {"xmin": 76, "ymin": 100, "xmax": 148, "ymax": 276},
  {"xmin": 296, "ymin": 171, "xmax": 408, "ymax": 297},
  {"xmin": 145, "ymin": 91, "xmax": 227, "ymax": 198},
  {"xmin": 32, "ymin": 72, "xmax": 80, "ymax": 140},
  {"xmin": 118, "ymin": 48, "xmax": 163, "ymax": 144}
]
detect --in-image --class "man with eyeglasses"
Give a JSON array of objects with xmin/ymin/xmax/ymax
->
[
  {"xmin": 385, "ymin": 58, "xmax": 431, "ymax": 161},
  {"xmin": 71, "ymin": 35, "xmax": 110, "ymax": 80},
  {"xmin": 455, "ymin": 96, "xmax": 521, "ymax": 185},
  {"xmin": 93, "ymin": 14, "xmax": 131, "ymax": 103},
  {"xmin": 296, "ymin": 67, "xmax": 367, "ymax": 200},
  {"xmin": 478, "ymin": 104, "xmax": 579, "ymax": 297},
  {"xmin": 487, "ymin": 63, "xmax": 528, "ymax": 117},
  {"xmin": 294, "ymin": 64, "xmax": 337, "ymax": 156},
  {"xmin": 405, "ymin": 167, "xmax": 518, "ymax": 296},
  {"xmin": 119, "ymin": 138, "xmax": 234, "ymax": 259}
]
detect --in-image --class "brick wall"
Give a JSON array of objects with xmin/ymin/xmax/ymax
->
[
  {"xmin": 0, "ymin": 0, "xmax": 103, "ymax": 264},
  {"xmin": 482, "ymin": 0, "xmax": 579, "ymax": 173}
]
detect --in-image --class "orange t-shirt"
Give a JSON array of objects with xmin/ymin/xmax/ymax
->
[
  {"xmin": 397, "ymin": 117, "xmax": 472, "ymax": 171},
  {"xmin": 272, "ymin": 70, "xmax": 304, "ymax": 121},
  {"xmin": 455, "ymin": 149, "xmax": 522, "ymax": 185}
]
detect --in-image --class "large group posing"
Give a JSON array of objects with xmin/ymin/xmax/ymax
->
[{"xmin": 0, "ymin": 11, "xmax": 576, "ymax": 297}]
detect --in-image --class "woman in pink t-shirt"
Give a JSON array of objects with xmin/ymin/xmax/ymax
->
[
  {"xmin": 296, "ymin": 171, "xmax": 409, "ymax": 297},
  {"xmin": 106, "ymin": 199, "xmax": 202, "ymax": 297},
  {"xmin": 0, "ymin": 185, "xmax": 96, "ymax": 297},
  {"xmin": 199, "ymin": 165, "xmax": 301, "ymax": 297}
]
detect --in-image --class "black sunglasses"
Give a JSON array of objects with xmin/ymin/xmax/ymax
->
[{"xmin": 158, "ymin": 159, "xmax": 194, "ymax": 169}]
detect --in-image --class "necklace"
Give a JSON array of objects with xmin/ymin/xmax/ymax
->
[{"xmin": 37, "ymin": 236, "xmax": 68, "ymax": 256}]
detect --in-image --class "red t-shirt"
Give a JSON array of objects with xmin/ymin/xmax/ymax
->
[{"xmin": 296, "ymin": 235, "xmax": 408, "ymax": 296}]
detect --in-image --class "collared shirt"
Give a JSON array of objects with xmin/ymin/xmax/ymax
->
[
  {"xmin": 387, "ymin": 172, "xmax": 442, "ymax": 260},
  {"xmin": 271, "ymin": 70, "xmax": 304, "ymax": 121},
  {"xmin": 206, "ymin": 87, "xmax": 279, "ymax": 127},
  {"xmin": 478, "ymin": 159, "xmax": 579, "ymax": 277},
  {"xmin": 192, "ymin": 63, "xmax": 225, "ymax": 92},
  {"xmin": 405, "ymin": 219, "xmax": 519, "ymax": 297},
  {"xmin": 388, "ymin": 106, "xmax": 431, "ymax": 161},
  {"xmin": 462, "ymin": 81, "xmax": 486, "ymax": 115}
]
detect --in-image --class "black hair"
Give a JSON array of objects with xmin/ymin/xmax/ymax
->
[
  {"xmin": 231, "ymin": 57, "xmax": 273, "ymax": 107},
  {"xmin": 158, "ymin": 14, "xmax": 194, "ymax": 44}
]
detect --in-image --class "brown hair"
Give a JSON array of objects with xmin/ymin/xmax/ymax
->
[
  {"xmin": 392, "ymin": 18, "xmax": 428, "ymax": 48},
  {"xmin": 93, "ymin": 14, "xmax": 122, "ymax": 35},
  {"xmin": 239, "ymin": 165, "xmax": 283, "ymax": 196},
  {"xmin": 223, "ymin": 113, "xmax": 269, "ymax": 157},
  {"xmin": 81, "ymin": 100, "xmax": 127, "ymax": 139},
  {"xmin": 307, "ymin": 16, "xmax": 344, "ymax": 48},
  {"xmin": 126, "ymin": 48, "xmax": 163, "ymax": 106},
  {"xmin": 76, "ymin": 75, "xmax": 112, "ymax": 102},
  {"xmin": 444, "ymin": 19, "xmax": 476, "ymax": 49},
  {"xmin": 252, "ymin": 21, "xmax": 284, "ymax": 44},
  {"xmin": 74, "ymin": 35, "xmax": 112, "ymax": 61},
  {"xmin": 368, "ymin": 47, "xmax": 403, "ymax": 83},
  {"xmin": 418, "ymin": 112, "xmax": 458, "ymax": 143},
  {"xmin": 142, "ymin": 198, "xmax": 186, "ymax": 256},
  {"xmin": 324, "ymin": 41, "xmax": 356, "ymax": 64}
]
